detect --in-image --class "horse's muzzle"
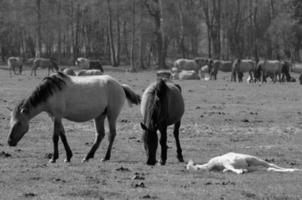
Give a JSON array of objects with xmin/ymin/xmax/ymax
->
[{"xmin": 8, "ymin": 139, "xmax": 17, "ymax": 147}]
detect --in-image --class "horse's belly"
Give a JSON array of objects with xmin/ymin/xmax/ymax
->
[{"xmin": 63, "ymin": 90, "xmax": 107, "ymax": 122}]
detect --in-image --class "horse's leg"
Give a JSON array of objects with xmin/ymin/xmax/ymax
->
[
  {"xmin": 102, "ymin": 114, "xmax": 117, "ymax": 161},
  {"xmin": 159, "ymin": 125, "xmax": 168, "ymax": 165},
  {"xmin": 56, "ymin": 120, "xmax": 73, "ymax": 163},
  {"xmin": 19, "ymin": 65, "xmax": 22, "ymax": 75},
  {"xmin": 173, "ymin": 121, "xmax": 184, "ymax": 162},
  {"xmin": 49, "ymin": 118, "xmax": 61, "ymax": 163},
  {"xmin": 83, "ymin": 114, "xmax": 106, "ymax": 162}
]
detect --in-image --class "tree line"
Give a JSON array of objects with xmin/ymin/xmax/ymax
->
[{"xmin": 0, "ymin": 0, "xmax": 301, "ymax": 70}]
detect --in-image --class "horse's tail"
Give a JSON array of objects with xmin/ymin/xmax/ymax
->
[{"xmin": 121, "ymin": 84, "xmax": 141, "ymax": 107}]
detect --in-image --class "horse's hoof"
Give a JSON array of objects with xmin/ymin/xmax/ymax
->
[
  {"xmin": 82, "ymin": 158, "xmax": 89, "ymax": 163},
  {"xmin": 49, "ymin": 159, "xmax": 56, "ymax": 163},
  {"xmin": 178, "ymin": 156, "xmax": 184, "ymax": 162},
  {"xmin": 160, "ymin": 161, "xmax": 166, "ymax": 165},
  {"xmin": 64, "ymin": 159, "xmax": 71, "ymax": 163},
  {"xmin": 101, "ymin": 158, "xmax": 109, "ymax": 162}
]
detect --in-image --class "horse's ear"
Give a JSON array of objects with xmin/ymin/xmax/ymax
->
[{"xmin": 140, "ymin": 123, "xmax": 148, "ymax": 131}]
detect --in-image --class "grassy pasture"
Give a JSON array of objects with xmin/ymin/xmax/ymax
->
[{"xmin": 0, "ymin": 67, "xmax": 302, "ymax": 200}]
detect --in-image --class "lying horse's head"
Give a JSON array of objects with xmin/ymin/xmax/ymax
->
[{"xmin": 8, "ymin": 100, "xmax": 30, "ymax": 146}]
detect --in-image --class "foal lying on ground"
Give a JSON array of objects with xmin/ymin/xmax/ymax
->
[{"xmin": 186, "ymin": 152, "xmax": 300, "ymax": 174}]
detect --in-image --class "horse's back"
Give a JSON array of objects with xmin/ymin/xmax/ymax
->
[
  {"xmin": 56, "ymin": 75, "xmax": 125, "ymax": 122},
  {"xmin": 262, "ymin": 60, "xmax": 282, "ymax": 73},
  {"xmin": 8, "ymin": 57, "xmax": 21, "ymax": 66},
  {"xmin": 218, "ymin": 61, "xmax": 232, "ymax": 72},
  {"xmin": 234, "ymin": 59, "xmax": 255, "ymax": 72},
  {"xmin": 174, "ymin": 58, "xmax": 199, "ymax": 72},
  {"xmin": 141, "ymin": 81, "xmax": 184, "ymax": 125}
]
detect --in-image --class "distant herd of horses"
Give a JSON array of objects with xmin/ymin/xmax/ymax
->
[
  {"xmin": 158, "ymin": 57, "xmax": 300, "ymax": 84},
  {"xmin": 6, "ymin": 55, "xmax": 302, "ymax": 173},
  {"xmin": 7, "ymin": 57, "xmax": 104, "ymax": 77}
]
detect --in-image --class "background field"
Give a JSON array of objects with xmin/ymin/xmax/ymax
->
[{"xmin": 1, "ymin": 68, "xmax": 302, "ymax": 200}]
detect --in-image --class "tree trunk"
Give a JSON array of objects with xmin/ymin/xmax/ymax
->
[
  {"xmin": 36, "ymin": 0, "xmax": 42, "ymax": 57},
  {"xmin": 73, "ymin": 3, "xmax": 81, "ymax": 62},
  {"xmin": 57, "ymin": 1, "xmax": 62, "ymax": 64},
  {"xmin": 145, "ymin": 0, "xmax": 167, "ymax": 69},
  {"xmin": 130, "ymin": 0, "xmax": 136, "ymax": 71},
  {"xmin": 107, "ymin": 0, "xmax": 118, "ymax": 66}
]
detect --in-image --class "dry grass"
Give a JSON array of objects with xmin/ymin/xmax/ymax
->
[{"xmin": 1, "ymin": 68, "xmax": 302, "ymax": 200}]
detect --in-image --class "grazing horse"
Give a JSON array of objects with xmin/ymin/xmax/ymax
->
[
  {"xmin": 31, "ymin": 58, "xmax": 59, "ymax": 76},
  {"xmin": 208, "ymin": 60, "xmax": 233, "ymax": 80},
  {"xmin": 62, "ymin": 68, "xmax": 76, "ymax": 76},
  {"xmin": 186, "ymin": 152, "xmax": 300, "ymax": 174},
  {"xmin": 7, "ymin": 72, "xmax": 141, "ymax": 163},
  {"xmin": 231, "ymin": 59, "xmax": 256, "ymax": 82},
  {"xmin": 256, "ymin": 60, "xmax": 283, "ymax": 83},
  {"xmin": 76, "ymin": 57, "xmax": 104, "ymax": 73},
  {"xmin": 281, "ymin": 61, "xmax": 292, "ymax": 82},
  {"xmin": 8, "ymin": 57, "xmax": 23, "ymax": 77},
  {"xmin": 140, "ymin": 79, "xmax": 184, "ymax": 165},
  {"xmin": 77, "ymin": 69, "xmax": 103, "ymax": 76}
]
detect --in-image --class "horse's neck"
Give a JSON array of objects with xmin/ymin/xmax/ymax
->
[{"xmin": 28, "ymin": 104, "xmax": 46, "ymax": 120}]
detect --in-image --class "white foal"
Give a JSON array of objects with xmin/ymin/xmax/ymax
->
[{"xmin": 186, "ymin": 152, "xmax": 300, "ymax": 174}]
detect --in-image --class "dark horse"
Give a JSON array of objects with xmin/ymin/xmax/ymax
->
[{"xmin": 140, "ymin": 79, "xmax": 184, "ymax": 165}]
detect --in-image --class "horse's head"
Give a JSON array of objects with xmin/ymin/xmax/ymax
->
[
  {"xmin": 140, "ymin": 122, "xmax": 158, "ymax": 165},
  {"xmin": 141, "ymin": 79, "xmax": 168, "ymax": 165},
  {"xmin": 8, "ymin": 101, "xmax": 30, "ymax": 146}
]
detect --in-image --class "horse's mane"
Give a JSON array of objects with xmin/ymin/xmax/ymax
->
[
  {"xmin": 22, "ymin": 72, "xmax": 68, "ymax": 109},
  {"xmin": 144, "ymin": 79, "xmax": 168, "ymax": 129}
]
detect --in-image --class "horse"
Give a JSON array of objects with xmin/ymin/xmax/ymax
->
[
  {"xmin": 173, "ymin": 70, "xmax": 200, "ymax": 80},
  {"xmin": 31, "ymin": 58, "xmax": 59, "ymax": 76},
  {"xmin": 281, "ymin": 61, "xmax": 292, "ymax": 82},
  {"xmin": 8, "ymin": 57, "xmax": 23, "ymax": 77},
  {"xmin": 75, "ymin": 57, "xmax": 104, "ymax": 73},
  {"xmin": 62, "ymin": 68, "xmax": 76, "ymax": 76},
  {"xmin": 7, "ymin": 72, "xmax": 141, "ymax": 163},
  {"xmin": 140, "ymin": 79, "xmax": 184, "ymax": 165},
  {"xmin": 173, "ymin": 58, "xmax": 210, "ymax": 74},
  {"xmin": 256, "ymin": 60, "xmax": 283, "ymax": 83},
  {"xmin": 231, "ymin": 59, "xmax": 256, "ymax": 82},
  {"xmin": 207, "ymin": 60, "xmax": 233, "ymax": 80},
  {"xmin": 186, "ymin": 152, "xmax": 300, "ymax": 174},
  {"xmin": 77, "ymin": 69, "xmax": 103, "ymax": 76},
  {"xmin": 156, "ymin": 70, "xmax": 171, "ymax": 80}
]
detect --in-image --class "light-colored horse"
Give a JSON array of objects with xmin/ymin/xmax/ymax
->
[
  {"xmin": 76, "ymin": 57, "xmax": 104, "ymax": 73},
  {"xmin": 173, "ymin": 58, "xmax": 209, "ymax": 73},
  {"xmin": 231, "ymin": 59, "xmax": 256, "ymax": 82},
  {"xmin": 8, "ymin": 72, "xmax": 141, "ymax": 163},
  {"xmin": 172, "ymin": 70, "xmax": 200, "ymax": 80},
  {"xmin": 187, "ymin": 152, "xmax": 300, "ymax": 174},
  {"xmin": 62, "ymin": 68, "xmax": 76, "ymax": 76},
  {"xmin": 140, "ymin": 79, "xmax": 184, "ymax": 165},
  {"xmin": 31, "ymin": 58, "xmax": 59, "ymax": 76},
  {"xmin": 156, "ymin": 70, "xmax": 171, "ymax": 80},
  {"xmin": 77, "ymin": 69, "xmax": 103, "ymax": 76},
  {"xmin": 8, "ymin": 57, "xmax": 23, "ymax": 77}
]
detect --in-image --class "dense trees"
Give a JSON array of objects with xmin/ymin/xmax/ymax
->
[{"xmin": 0, "ymin": 0, "xmax": 301, "ymax": 67}]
